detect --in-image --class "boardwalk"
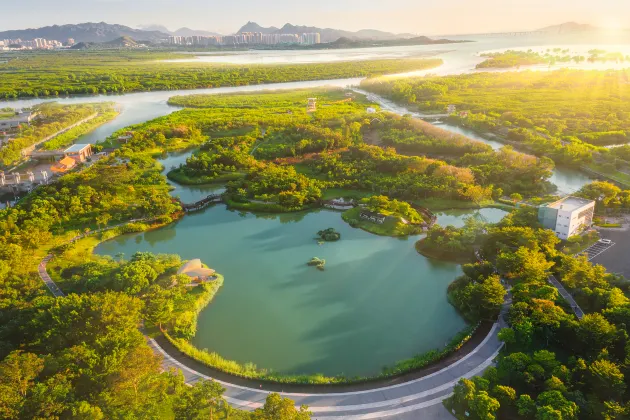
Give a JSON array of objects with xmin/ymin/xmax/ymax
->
[{"xmin": 547, "ymin": 275, "xmax": 585, "ymax": 320}]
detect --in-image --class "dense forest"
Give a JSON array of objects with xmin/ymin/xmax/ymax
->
[
  {"xmin": 0, "ymin": 50, "xmax": 442, "ymax": 99},
  {"xmin": 436, "ymin": 206, "xmax": 630, "ymax": 419},
  {"xmin": 360, "ymin": 70, "xmax": 630, "ymax": 183}
]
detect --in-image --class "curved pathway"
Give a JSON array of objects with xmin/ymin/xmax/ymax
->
[{"xmin": 38, "ymin": 242, "xmax": 507, "ymax": 419}]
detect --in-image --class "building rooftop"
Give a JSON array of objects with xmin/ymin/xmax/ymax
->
[
  {"xmin": 64, "ymin": 143, "xmax": 91, "ymax": 153},
  {"xmin": 177, "ymin": 258, "xmax": 216, "ymax": 278},
  {"xmin": 547, "ymin": 196, "xmax": 594, "ymax": 212}
]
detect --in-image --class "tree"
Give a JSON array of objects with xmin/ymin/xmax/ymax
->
[
  {"xmin": 469, "ymin": 391, "xmax": 500, "ymax": 420},
  {"xmin": 536, "ymin": 390, "xmax": 578, "ymax": 420},
  {"xmin": 492, "ymin": 385, "xmax": 516, "ymax": 405},
  {"xmin": 589, "ymin": 359, "xmax": 626, "ymax": 400},
  {"xmin": 253, "ymin": 393, "xmax": 311, "ymax": 420},
  {"xmin": 0, "ymin": 351, "xmax": 44, "ymax": 418},
  {"xmin": 498, "ymin": 328, "xmax": 516, "ymax": 350},
  {"xmin": 517, "ymin": 394, "xmax": 536, "ymax": 417},
  {"xmin": 510, "ymin": 193, "xmax": 523, "ymax": 202},
  {"xmin": 143, "ymin": 286, "xmax": 174, "ymax": 329},
  {"xmin": 174, "ymin": 380, "xmax": 226, "ymax": 420},
  {"xmin": 496, "ymin": 247, "xmax": 553, "ymax": 283},
  {"xmin": 0, "ymin": 351, "xmax": 44, "ymax": 397},
  {"xmin": 96, "ymin": 212, "xmax": 112, "ymax": 230}
]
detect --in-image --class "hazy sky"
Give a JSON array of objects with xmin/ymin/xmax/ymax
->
[{"xmin": 1, "ymin": 0, "xmax": 628, "ymax": 35}]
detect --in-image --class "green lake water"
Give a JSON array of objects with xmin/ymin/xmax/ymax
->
[{"xmin": 95, "ymin": 205, "xmax": 479, "ymax": 377}]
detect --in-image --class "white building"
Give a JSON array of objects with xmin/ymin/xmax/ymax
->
[
  {"xmin": 0, "ymin": 110, "xmax": 38, "ymax": 130},
  {"xmin": 538, "ymin": 196, "xmax": 596, "ymax": 240}
]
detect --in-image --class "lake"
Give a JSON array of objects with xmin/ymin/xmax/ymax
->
[{"xmin": 95, "ymin": 205, "xmax": 470, "ymax": 376}]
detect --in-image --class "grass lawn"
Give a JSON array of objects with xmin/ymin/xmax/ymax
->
[
  {"xmin": 585, "ymin": 163, "xmax": 630, "ymax": 188},
  {"xmin": 410, "ymin": 197, "xmax": 500, "ymax": 212},
  {"xmin": 415, "ymin": 238, "xmax": 474, "ymax": 264},
  {"xmin": 167, "ymin": 168, "xmax": 246, "ymax": 185},
  {"xmin": 321, "ymin": 188, "xmax": 373, "ymax": 201},
  {"xmin": 341, "ymin": 206, "xmax": 422, "ymax": 237},
  {"xmin": 560, "ymin": 231, "xmax": 600, "ymax": 255}
]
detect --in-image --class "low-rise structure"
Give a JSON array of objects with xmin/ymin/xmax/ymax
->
[
  {"xmin": 63, "ymin": 144, "xmax": 93, "ymax": 162},
  {"xmin": 51, "ymin": 156, "xmax": 77, "ymax": 173},
  {"xmin": 360, "ymin": 210, "xmax": 387, "ymax": 224},
  {"xmin": 0, "ymin": 110, "xmax": 38, "ymax": 130},
  {"xmin": 177, "ymin": 259, "xmax": 217, "ymax": 285},
  {"xmin": 538, "ymin": 196, "xmax": 595, "ymax": 240}
]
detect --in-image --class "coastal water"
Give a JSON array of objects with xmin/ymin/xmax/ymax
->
[{"xmin": 95, "ymin": 205, "xmax": 468, "ymax": 376}]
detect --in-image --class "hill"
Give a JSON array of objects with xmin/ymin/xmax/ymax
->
[
  {"xmin": 237, "ymin": 21, "xmax": 279, "ymax": 34},
  {"xmin": 138, "ymin": 24, "xmax": 222, "ymax": 37},
  {"xmin": 0, "ymin": 22, "xmax": 168, "ymax": 43},
  {"xmin": 236, "ymin": 21, "xmax": 412, "ymax": 43},
  {"xmin": 104, "ymin": 36, "xmax": 141, "ymax": 47},
  {"xmin": 538, "ymin": 22, "xmax": 600, "ymax": 34}
]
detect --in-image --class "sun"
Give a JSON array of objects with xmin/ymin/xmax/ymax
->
[{"xmin": 598, "ymin": 18, "xmax": 624, "ymax": 33}]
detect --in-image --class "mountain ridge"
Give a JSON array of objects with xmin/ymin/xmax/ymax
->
[
  {"xmin": 0, "ymin": 22, "xmax": 168, "ymax": 43},
  {"xmin": 236, "ymin": 21, "xmax": 414, "ymax": 42}
]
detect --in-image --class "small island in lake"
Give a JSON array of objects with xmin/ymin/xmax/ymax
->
[
  {"xmin": 316, "ymin": 228, "xmax": 341, "ymax": 242},
  {"xmin": 307, "ymin": 257, "xmax": 326, "ymax": 271}
]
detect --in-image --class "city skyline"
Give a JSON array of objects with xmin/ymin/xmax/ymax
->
[{"xmin": 1, "ymin": 0, "xmax": 629, "ymax": 36}]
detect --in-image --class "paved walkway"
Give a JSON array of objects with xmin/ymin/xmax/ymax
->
[
  {"xmin": 547, "ymin": 275, "xmax": 584, "ymax": 320},
  {"xmin": 37, "ymin": 234, "xmax": 508, "ymax": 419}
]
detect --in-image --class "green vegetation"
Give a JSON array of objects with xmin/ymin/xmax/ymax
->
[
  {"xmin": 0, "ymin": 102, "xmax": 115, "ymax": 166},
  {"xmin": 477, "ymin": 50, "xmax": 549, "ymax": 68},
  {"xmin": 341, "ymin": 195, "xmax": 424, "ymax": 236},
  {"xmin": 0, "ymin": 50, "xmax": 442, "ymax": 99},
  {"xmin": 41, "ymin": 104, "xmax": 118, "ymax": 150},
  {"xmin": 576, "ymin": 181, "xmax": 630, "ymax": 212},
  {"xmin": 316, "ymin": 228, "xmax": 341, "ymax": 241},
  {"xmin": 368, "ymin": 113, "xmax": 492, "ymax": 157},
  {"xmin": 417, "ymin": 215, "xmax": 488, "ymax": 262},
  {"xmin": 476, "ymin": 48, "xmax": 629, "ymax": 69},
  {"xmin": 307, "ymin": 257, "xmax": 326, "ymax": 270},
  {"xmin": 0, "ymin": 102, "xmax": 318, "ymax": 417},
  {"xmin": 361, "ymin": 71, "xmax": 630, "ymax": 183},
  {"xmin": 441, "ymin": 205, "xmax": 630, "ymax": 419},
  {"xmin": 448, "ymin": 262, "xmax": 506, "ymax": 322}
]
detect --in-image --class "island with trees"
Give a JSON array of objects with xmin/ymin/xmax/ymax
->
[
  {"xmin": 476, "ymin": 48, "xmax": 629, "ymax": 69},
  {"xmin": 0, "ymin": 50, "xmax": 442, "ymax": 99}
]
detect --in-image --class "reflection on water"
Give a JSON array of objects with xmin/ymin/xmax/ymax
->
[
  {"xmin": 95, "ymin": 206, "xmax": 469, "ymax": 376},
  {"xmin": 436, "ymin": 208, "xmax": 508, "ymax": 228}
]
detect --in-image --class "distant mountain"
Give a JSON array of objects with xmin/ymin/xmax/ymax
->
[
  {"xmin": 0, "ymin": 22, "xmax": 168, "ymax": 43},
  {"xmin": 138, "ymin": 24, "xmax": 172, "ymax": 34},
  {"xmin": 538, "ymin": 22, "xmax": 599, "ymax": 34},
  {"xmin": 237, "ymin": 22, "xmax": 278, "ymax": 34},
  {"xmin": 172, "ymin": 27, "xmax": 222, "ymax": 37},
  {"xmin": 138, "ymin": 24, "xmax": 221, "ymax": 37},
  {"xmin": 235, "ymin": 22, "xmax": 410, "ymax": 42}
]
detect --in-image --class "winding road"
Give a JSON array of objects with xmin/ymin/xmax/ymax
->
[{"xmin": 38, "ymin": 246, "xmax": 507, "ymax": 419}]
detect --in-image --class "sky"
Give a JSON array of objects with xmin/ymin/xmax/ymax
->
[{"xmin": 0, "ymin": 0, "xmax": 628, "ymax": 35}]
